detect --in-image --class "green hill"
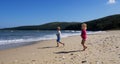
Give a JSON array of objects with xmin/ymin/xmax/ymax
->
[
  {"xmin": 1, "ymin": 14, "xmax": 120, "ymax": 31},
  {"xmin": 86, "ymin": 14, "xmax": 120, "ymax": 30},
  {"xmin": 2, "ymin": 22, "xmax": 80, "ymax": 30},
  {"xmin": 65, "ymin": 14, "xmax": 120, "ymax": 31}
]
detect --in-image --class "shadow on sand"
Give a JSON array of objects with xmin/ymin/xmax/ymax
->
[
  {"xmin": 37, "ymin": 46, "xmax": 57, "ymax": 49},
  {"xmin": 54, "ymin": 50, "xmax": 82, "ymax": 54}
]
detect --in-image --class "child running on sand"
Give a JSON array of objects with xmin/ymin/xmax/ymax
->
[
  {"xmin": 81, "ymin": 23, "xmax": 87, "ymax": 51},
  {"xmin": 56, "ymin": 27, "xmax": 65, "ymax": 47}
]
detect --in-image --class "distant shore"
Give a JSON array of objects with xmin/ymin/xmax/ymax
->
[{"xmin": 0, "ymin": 30, "xmax": 120, "ymax": 64}]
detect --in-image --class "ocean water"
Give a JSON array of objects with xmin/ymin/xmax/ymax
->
[{"xmin": 0, "ymin": 30, "xmax": 102, "ymax": 50}]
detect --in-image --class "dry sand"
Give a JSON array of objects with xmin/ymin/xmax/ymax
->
[{"xmin": 0, "ymin": 30, "xmax": 120, "ymax": 64}]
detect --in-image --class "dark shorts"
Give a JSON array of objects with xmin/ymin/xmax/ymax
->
[{"xmin": 57, "ymin": 36, "xmax": 61, "ymax": 42}]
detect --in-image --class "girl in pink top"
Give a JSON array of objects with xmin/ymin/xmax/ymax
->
[{"xmin": 81, "ymin": 23, "xmax": 87, "ymax": 51}]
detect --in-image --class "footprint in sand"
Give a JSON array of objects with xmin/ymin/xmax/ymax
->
[{"xmin": 81, "ymin": 60, "xmax": 87, "ymax": 63}]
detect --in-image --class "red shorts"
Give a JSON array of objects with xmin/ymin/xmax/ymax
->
[{"xmin": 81, "ymin": 36, "xmax": 87, "ymax": 40}]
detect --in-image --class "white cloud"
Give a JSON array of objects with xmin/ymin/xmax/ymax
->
[{"xmin": 108, "ymin": 0, "xmax": 116, "ymax": 4}]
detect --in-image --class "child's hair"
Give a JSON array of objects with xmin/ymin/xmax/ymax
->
[
  {"xmin": 81, "ymin": 23, "xmax": 87, "ymax": 29},
  {"xmin": 57, "ymin": 26, "xmax": 61, "ymax": 30}
]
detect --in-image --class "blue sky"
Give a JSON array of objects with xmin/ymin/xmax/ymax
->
[{"xmin": 0, "ymin": 0, "xmax": 120, "ymax": 28}]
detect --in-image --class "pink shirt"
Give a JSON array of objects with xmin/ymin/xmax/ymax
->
[{"xmin": 81, "ymin": 29, "xmax": 87, "ymax": 40}]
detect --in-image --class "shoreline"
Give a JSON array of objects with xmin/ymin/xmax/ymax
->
[
  {"xmin": 0, "ymin": 30, "xmax": 120, "ymax": 64},
  {"xmin": 0, "ymin": 30, "xmax": 104, "ymax": 50}
]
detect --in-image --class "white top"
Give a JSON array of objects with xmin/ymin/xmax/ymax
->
[{"xmin": 56, "ymin": 30, "xmax": 61, "ymax": 37}]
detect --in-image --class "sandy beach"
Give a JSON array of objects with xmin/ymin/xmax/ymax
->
[{"xmin": 0, "ymin": 30, "xmax": 120, "ymax": 64}]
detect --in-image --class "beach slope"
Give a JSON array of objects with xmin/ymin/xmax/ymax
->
[{"xmin": 0, "ymin": 31, "xmax": 120, "ymax": 64}]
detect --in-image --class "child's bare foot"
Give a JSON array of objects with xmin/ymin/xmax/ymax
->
[
  {"xmin": 82, "ymin": 46, "xmax": 87, "ymax": 51},
  {"xmin": 56, "ymin": 46, "xmax": 59, "ymax": 47},
  {"xmin": 63, "ymin": 43, "xmax": 65, "ymax": 46}
]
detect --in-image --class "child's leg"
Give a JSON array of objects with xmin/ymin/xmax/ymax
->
[
  {"xmin": 81, "ymin": 39, "xmax": 87, "ymax": 51},
  {"xmin": 59, "ymin": 42, "xmax": 65, "ymax": 46},
  {"xmin": 56, "ymin": 42, "xmax": 59, "ymax": 47},
  {"xmin": 56, "ymin": 37, "xmax": 60, "ymax": 47},
  {"xmin": 59, "ymin": 38, "xmax": 65, "ymax": 46}
]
